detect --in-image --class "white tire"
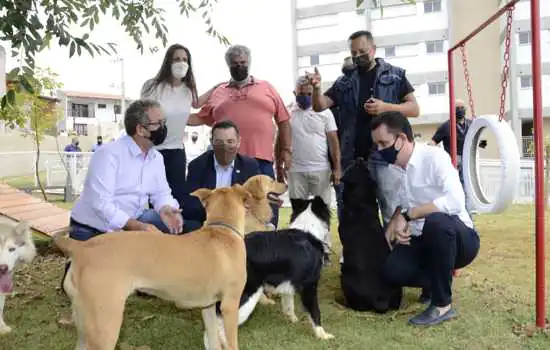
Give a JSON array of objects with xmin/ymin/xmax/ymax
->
[{"xmin": 462, "ymin": 115, "xmax": 520, "ymax": 214}]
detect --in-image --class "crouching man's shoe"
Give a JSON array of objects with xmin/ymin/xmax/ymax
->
[{"xmin": 409, "ymin": 305, "xmax": 457, "ymax": 326}]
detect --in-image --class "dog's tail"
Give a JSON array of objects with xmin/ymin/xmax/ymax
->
[{"xmin": 52, "ymin": 228, "xmax": 79, "ymax": 257}]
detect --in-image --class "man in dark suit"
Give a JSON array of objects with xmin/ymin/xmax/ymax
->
[{"xmin": 183, "ymin": 120, "xmax": 261, "ymax": 232}]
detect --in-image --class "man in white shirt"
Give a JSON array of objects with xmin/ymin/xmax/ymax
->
[
  {"xmin": 69, "ymin": 99, "xmax": 184, "ymax": 241},
  {"xmin": 288, "ymin": 76, "xmax": 341, "ymax": 206},
  {"xmin": 371, "ymin": 111, "xmax": 480, "ymax": 326}
]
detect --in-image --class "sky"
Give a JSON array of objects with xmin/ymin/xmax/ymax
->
[{"xmin": 0, "ymin": 0, "xmax": 295, "ymax": 104}]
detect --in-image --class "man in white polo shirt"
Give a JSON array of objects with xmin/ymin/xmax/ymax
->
[{"xmin": 288, "ymin": 76, "xmax": 341, "ymax": 206}]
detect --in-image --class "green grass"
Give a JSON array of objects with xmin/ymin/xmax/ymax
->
[{"xmin": 1, "ymin": 176, "xmax": 550, "ymax": 349}]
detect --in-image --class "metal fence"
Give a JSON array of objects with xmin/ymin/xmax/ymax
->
[{"xmin": 0, "ymin": 151, "xmax": 547, "ymax": 206}]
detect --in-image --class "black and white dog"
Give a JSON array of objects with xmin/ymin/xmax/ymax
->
[
  {"xmin": 204, "ymin": 196, "xmax": 334, "ymax": 348},
  {"xmin": 338, "ymin": 158, "xmax": 402, "ymax": 313}
]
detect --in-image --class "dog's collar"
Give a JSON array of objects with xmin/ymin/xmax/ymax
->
[{"xmin": 206, "ymin": 221, "xmax": 243, "ymax": 238}]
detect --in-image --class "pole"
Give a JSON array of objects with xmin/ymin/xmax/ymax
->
[
  {"xmin": 120, "ymin": 57, "xmax": 126, "ymax": 117},
  {"xmin": 530, "ymin": 0, "xmax": 545, "ymax": 328},
  {"xmin": 447, "ymin": 51, "xmax": 457, "ymax": 167},
  {"xmin": 508, "ymin": 21, "xmax": 522, "ymax": 153}
]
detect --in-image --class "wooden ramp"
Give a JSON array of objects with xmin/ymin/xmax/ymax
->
[{"xmin": 0, "ymin": 182, "xmax": 69, "ymax": 238}]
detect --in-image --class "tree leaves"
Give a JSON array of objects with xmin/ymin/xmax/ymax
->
[{"xmin": 0, "ymin": 0, "xmax": 229, "ymax": 110}]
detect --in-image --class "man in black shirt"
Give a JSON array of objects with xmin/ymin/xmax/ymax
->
[{"xmin": 308, "ymin": 30, "xmax": 419, "ymax": 226}]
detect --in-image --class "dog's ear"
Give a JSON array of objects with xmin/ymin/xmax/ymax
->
[
  {"xmin": 232, "ymin": 184, "xmax": 253, "ymax": 208},
  {"xmin": 14, "ymin": 221, "xmax": 31, "ymax": 239},
  {"xmin": 191, "ymin": 188, "xmax": 213, "ymax": 205},
  {"xmin": 243, "ymin": 175, "xmax": 267, "ymax": 199}
]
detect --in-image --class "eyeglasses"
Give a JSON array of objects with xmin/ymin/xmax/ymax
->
[
  {"xmin": 142, "ymin": 120, "xmax": 166, "ymax": 129},
  {"xmin": 212, "ymin": 139, "xmax": 237, "ymax": 146}
]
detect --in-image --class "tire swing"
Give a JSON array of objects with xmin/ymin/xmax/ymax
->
[
  {"xmin": 462, "ymin": 115, "xmax": 520, "ymax": 213},
  {"xmin": 460, "ymin": 9, "xmax": 520, "ymax": 214}
]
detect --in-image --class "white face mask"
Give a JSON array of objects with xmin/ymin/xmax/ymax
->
[{"xmin": 171, "ymin": 61, "xmax": 189, "ymax": 79}]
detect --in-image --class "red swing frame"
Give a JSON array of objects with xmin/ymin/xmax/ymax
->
[{"xmin": 447, "ymin": 0, "xmax": 546, "ymax": 328}]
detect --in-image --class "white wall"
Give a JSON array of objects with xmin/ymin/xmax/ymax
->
[
  {"xmin": 296, "ymin": 11, "xmax": 365, "ymax": 46},
  {"xmin": 517, "ymin": 75, "xmax": 550, "ymax": 110},
  {"xmin": 501, "ymin": 2, "xmax": 550, "ymax": 112},
  {"xmin": 371, "ymin": 0, "xmax": 448, "ymax": 37},
  {"xmin": 296, "ymin": 0, "xmax": 347, "ymax": 10},
  {"xmin": 381, "ymin": 41, "xmax": 449, "ymax": 74}
]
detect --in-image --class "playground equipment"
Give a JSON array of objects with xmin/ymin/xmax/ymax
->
[{"xmin": 448, "ymin": 0, "xmax": 545, "ymax": 327}]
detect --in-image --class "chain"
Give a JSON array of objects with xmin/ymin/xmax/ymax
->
[
  {"xmin": 460, "ymin": 45, "xmax": 475, "ymax": 118},
  {"xmin": 499, "ymin": 7, "xmax": 514, "ymax": 122}
]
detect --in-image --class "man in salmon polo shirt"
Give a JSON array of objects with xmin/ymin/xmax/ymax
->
[{"xmin": 188, "ymin": 44, "xmax": 292, "ymax": 227}]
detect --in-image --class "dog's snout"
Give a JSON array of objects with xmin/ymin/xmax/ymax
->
[{"xmin": 0, "ymin": 264, "xmax": 8, "ymax": 275}]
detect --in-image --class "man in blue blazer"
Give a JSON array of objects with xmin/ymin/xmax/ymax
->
[{"xmin": 183, "ymin": 120, "xmax": 261, "ymax": 232}]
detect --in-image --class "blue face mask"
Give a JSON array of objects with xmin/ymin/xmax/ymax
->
[
  {"xmin": 377, "ymin": 138, "xmax": 400, "ymax": 164},
  {"xmin": 296, "ymin": 95, "xmax": 312, "ymax": 110}
]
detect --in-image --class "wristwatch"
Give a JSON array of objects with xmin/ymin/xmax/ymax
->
[{"xmin": 400, "ymin": 208, "xmax": 411, "ymax": 222}]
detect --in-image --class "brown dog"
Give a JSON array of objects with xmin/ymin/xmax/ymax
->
[
  {"xmin": 54, "ymin": 184, "xmax": 252, "ymax": 350},
  {"xmin": 241, "ymin": 175, "xmax": 287, "ymax": 233}
]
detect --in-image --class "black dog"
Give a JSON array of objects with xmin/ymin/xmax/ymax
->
[
  {"xmin": 338, "ymin": 158, "xmax": 402, "ymax": 312},
  {"xmin": 205, "ymin": 196, "xmax": 334, "ymax": 347}
]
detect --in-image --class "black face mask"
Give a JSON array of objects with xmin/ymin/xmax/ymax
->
[
  {"xmin": 147, "ymin": 125, "xmax": 168, "ymax": 146},
  {"xmin": 352, "ymin": 53, "xmax": 372, "ymax": 70},
  {"xmin": 456, "ymin": 106, "xmax": 466, "ymax": 119},
  {"xmin": 230, "ymin": 65, "xmax": 249, "ymax": 81}
]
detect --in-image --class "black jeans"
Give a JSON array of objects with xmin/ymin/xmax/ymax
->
[
  {"xmin": 159, "ymin": 148, "xmax": 187, "ymax": 208},
  {"xmin": 384, "ymin": 212, "xmax": 480, "ymax": 306}
]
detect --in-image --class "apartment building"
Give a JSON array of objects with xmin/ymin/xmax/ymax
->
[
  {"xmin": 57, "ymin": 91, "xmax": 132, "ymax": 139},
  {"xmin": 499, "ymin": 0, "xmax": 550, "ymax": 157},
  {"xmin": 291, "ymin": 0, "xmax": 549, "ymax": 154}
]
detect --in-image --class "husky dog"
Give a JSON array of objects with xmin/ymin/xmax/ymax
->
[{"xmin": 0, "ymin": 220, "xmax": 37, "ymax": 334}]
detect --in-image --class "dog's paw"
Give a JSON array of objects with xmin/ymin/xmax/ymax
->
[
  {"xmin": 286, "ymin": 313, "xmax": 299, "ymax": 323},
  {"xmin": 314, "ymin": 326, "xmax": 334, "ymax": 340},
  {"xmin": 259, "ymin": 294, "xmax": 276, "ymax": 305},
  {"xmin": 0, "ymin": 324, "xmax": 12, "ymax": 335}
]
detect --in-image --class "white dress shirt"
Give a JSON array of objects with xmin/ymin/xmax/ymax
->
[
  {"xmin": 71, "ymin": 135, "xmax": 179, "ymax": 232},
  {"xmin": 399, "ymin": 143, "xmax": 473, "ymax": 236},
  {"xmin": 289, "ymin": 104, "xmax": 338, "ymax": 173},
  {"xmin": 214, "ymin": 156, "xmax": 235, "ymax": 188}
]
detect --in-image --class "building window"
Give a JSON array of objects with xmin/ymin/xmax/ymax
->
[
  {"xmin": 424, "ymin": 0, "xmax": 442, "ymax": 13},
  {"xmin": 428, "ymin": 82, "xmax": 446, "ymax": 95},
  {"xmin": 310, "ymin": 55, "xmax": 319, "ymax": 66},
  {"xmin": 518, "ymin": 31, "xmax": 531, "ymax": 45},
  {"xmin": 385, "ymin": 46, "xmax": 396, "ymax": 58},
  {"xmin": 520, "ymin": 75, "xmax": 532, "ymax": 88},
  {"xmin": 114, "ymin": 104, "xmax": 121, "ymax": 114},
  {"xmin": 97, "ymin": 103, "xmax": 106, "ymax": 109},
  {"xmin": 74, "ymin": 124, "xmax": 88, "ymax": 136},
  {"xmin": 426, "ymin": 40, "xmax": 444, "ymax": 54},
  {"xmin": 71, "ymin": 103, "xmax": 90, "ymax": 118}
]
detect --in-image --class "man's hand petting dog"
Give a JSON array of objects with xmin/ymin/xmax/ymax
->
[
  {"xmin": 385, "ymin": 214, "xmax": 411, "ymax": 247},
  {"xmin": 160, "ymin": 206, "xmax": 183, "ymax": 234}
]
